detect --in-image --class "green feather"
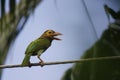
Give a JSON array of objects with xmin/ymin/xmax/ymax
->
[
  {"xmin": 21, "ymin": 54, "xmax": 31, "ymax": 66},
  {"xmin": 21, "ymin": 38, "xmax": 51, "ymax": 67}
]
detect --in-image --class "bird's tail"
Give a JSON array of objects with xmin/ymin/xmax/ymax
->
[{"xmin": 21, "ymin": 55, "xmax": 31, "ymax": 67}]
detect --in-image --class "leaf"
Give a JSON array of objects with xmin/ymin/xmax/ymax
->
[
  {"xmin": 61, "ymin": 68, "xmax": 72, "ymax": 80},
  {"xmin": 0, "ymin": 0, "xmax": 5, "ymax": 33},
  {"xmin": 9, "ymin": 0, "xmax": 15, "ymax": 14},
  {"xmin": 104, "ymin": 4, "xmax": 120, "ymax": 20},
  {"xmin": 1, "ymin": 0, "xmax": 5, "ymax": 17},
  {"xmin": 0, "ymin": 0, "xmax": 43, "ymax": 79},
  {"xmin": 62, "ymin": 5, "xmax": 120, "ymax": 80}
]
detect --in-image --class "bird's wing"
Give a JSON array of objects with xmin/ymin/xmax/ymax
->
[{"xmin": 25, "ymin": 38, "xmax": 50, "ymax": 55}]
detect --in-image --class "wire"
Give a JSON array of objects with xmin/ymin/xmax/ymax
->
[{"xmin": 0, "ymin": 56, "xmax": 120, "ymax": 69}]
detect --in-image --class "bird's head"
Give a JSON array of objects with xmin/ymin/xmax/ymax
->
[{"xmin": 41, "ymin": 30, "xmax": 62, "ymax": 40}]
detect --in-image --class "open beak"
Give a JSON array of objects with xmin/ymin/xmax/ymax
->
[{"xmin": 53, "ymin": 32, "xmax": 62, "ymax": 40}]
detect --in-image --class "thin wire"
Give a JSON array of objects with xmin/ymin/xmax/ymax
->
[
  {"xmin": 81, "ymin": 0, "xmax": 98, "ymax": 39},
  {"xmin": 0, "ymin": 56, "xmax": 120, "ymax": 69}
]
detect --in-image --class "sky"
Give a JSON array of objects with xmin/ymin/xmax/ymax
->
[{"xmin": 2, "ymin": 0, "xmax": 120, "ymax": 80}]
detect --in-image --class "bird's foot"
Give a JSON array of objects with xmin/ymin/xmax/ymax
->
[
  {"xmin": 28, "ymin": 62, "xmax": 32, "ymax": 68},
  {"xmin": 39, "ymin": 61, "xmax": 44, "ymax": 67}
]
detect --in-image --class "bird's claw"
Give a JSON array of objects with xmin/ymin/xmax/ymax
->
[
  {"xmin": 28, "ymin": 62, "xmax": 32, "ymax": 67},
  {"xmin": 39, "ymin": 61, "xmax": 44, "ymax": 67}
]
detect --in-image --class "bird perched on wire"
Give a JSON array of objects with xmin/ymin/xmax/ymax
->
[{"xmin": 21, "ymin": 29, "xmax": 62, "ymax": 67}]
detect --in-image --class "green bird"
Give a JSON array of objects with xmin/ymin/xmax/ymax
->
[{"xmin": 21, "ymin": 30, "xmax": 62, "ymax": 67}]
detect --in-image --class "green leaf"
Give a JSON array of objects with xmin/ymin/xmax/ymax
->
[
  {"xmin": 104, "ymin": 4, "xmax": 120, "ymax": 20},
  {"xmin": 1, "ymin": 0, "xmax": 5, "ymax": 17},
  {"xmin": 9, "ymin": 0, "xmax": 15, "ymax": 14},
  {"xmin": 62, "ymin": 5, "xmax": 120, "ymax": 80}
]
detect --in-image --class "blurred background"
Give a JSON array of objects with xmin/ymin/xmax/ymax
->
[{"xmin": 0, "ymin": 0, "xmax": 120, "ymax": 80}]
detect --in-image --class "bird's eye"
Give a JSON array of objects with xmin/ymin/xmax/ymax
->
[{"xmin": 48, "ymin": 32, "xmax": 52, "ymax": 34}]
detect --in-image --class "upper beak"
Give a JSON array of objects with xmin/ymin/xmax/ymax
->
[{"xmin": 53, "ymin": 32, "xmax": 62, "ymax": 36}]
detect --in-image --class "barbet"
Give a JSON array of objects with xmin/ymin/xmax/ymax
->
[{"xmin": 21, "ymin": 30, "xmax": 62, "ymax": 67}]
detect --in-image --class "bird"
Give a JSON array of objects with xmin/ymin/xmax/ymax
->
[{"xmin": 21, "ymin": 29, "xmax": 62, "ymax": 67}]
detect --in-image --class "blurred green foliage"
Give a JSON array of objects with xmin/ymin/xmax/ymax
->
[
  {"xmin": 62, "ymin": 5, "xmax": 120, "ymax": 80},
  {"xmin": 0, "ymin": 0, "xmax": 42, "ymax": 79}
]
